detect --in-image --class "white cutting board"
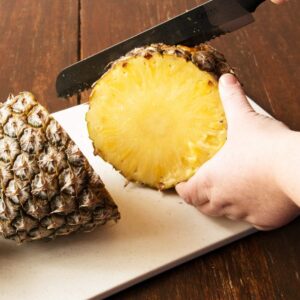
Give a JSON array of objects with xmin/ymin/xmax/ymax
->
[{"xmin": 0, "ymin": 98, "xmax": 267, "ymax": 300}]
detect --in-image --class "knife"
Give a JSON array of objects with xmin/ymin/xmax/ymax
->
[{"xmin": 56, "ymin": 0, "xmax": 265, "ymax": 98}]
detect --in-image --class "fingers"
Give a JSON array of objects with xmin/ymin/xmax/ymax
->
[
  {"xmin": 219, "ymin": 74, "xmax": 254, "ymax": 128},
  {"xmin": 196, "ymin": 201, "xmax": 229, "ymax": 217},
  {"xmin": 176, "ymin": 168, "xmax": 231, "ymax": 217},
  {"xmin": 176, "ymin": 176, "xmax": 257, "ymax": 223},
  {"xmin": 175, "ymin": 178, "xmax": 195, "ymax": 204},
  {"xmin": 223, "ymin": 207, "xmax": 248, "ymax": 221},
  {"xmin": 175, "ymin": 171, "xmax": 210, "ymax": 207}
]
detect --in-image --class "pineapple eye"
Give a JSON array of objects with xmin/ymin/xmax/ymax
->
[
  {"xmin": 0, "ymin": 92, "xmax": 120, "ymax": 243},
  {"xmin": 208, "ymin": 80, "xmax": 214, "ymax": 87}
]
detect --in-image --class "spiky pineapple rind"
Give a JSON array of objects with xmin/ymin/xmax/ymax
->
[
  {"xmin": 0, "ymin": 92, "xmax": 120, "ymax": 243},
  {"xmin": 102, "ymin": 43, "xmax": 234, "ymax": 82}
]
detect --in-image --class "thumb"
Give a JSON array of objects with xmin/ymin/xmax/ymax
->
[
  {"xmin": 175, "ymin": 169, "xmax": 210, "ymax": 207},
  {"xmin": 175, "ymin": 179, "xmax": 195, "ymax": 204},
  {"xmin": 219, "ymin": 74, "xmax": 254, "ymax": 126}
]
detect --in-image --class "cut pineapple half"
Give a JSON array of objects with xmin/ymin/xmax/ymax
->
[{"xmin": 86, "ymin": 44, "xmax": 232, "ymax": 189}]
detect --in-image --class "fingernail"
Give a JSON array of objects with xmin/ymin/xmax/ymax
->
[{"xmin": 220, "ymin": 74, "xmax": 238, "ymax": 87}]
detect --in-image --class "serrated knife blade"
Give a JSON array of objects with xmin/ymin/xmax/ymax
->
[{"xmin": 56, "ymin": 0, "xmax": 265, "ymax": 98}]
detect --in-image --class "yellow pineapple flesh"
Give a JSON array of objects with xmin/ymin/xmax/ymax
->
[{"xmin": 86, "ymin": 44, "xmax": 233, "ymax": 189}]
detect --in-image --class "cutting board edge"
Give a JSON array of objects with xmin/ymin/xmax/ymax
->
[{"xmin": 92, "ymin": 227, "xmax": 256, "ymax": 299}]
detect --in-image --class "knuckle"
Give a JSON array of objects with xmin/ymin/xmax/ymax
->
[
  {"xmin": 198, "ymin": 204, "xmax": 219, "ymax": 217},
  {"xmin": 208, "ymin": 189, "xmax": 224, "ymax": 208},
  {"xmin": 199, "ymin": 173, "xmax": 213, "ymax": 191},
  {"xmin": 209, "ymin": 198, "xmax": 222, "ymax": 211}
]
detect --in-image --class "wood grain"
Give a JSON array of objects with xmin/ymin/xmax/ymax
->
[
  {"xmin": 107, "ymin": 219, "xmax": 300, "ymax": 300},
  {"xmin": 0, "ymin": 0, "xmax": 78, "ymax": 112},
  {"xmin": 80, "ymin": 1, "xmax": 300, "ymax": 299},
  {"xmin": 0, "ymin": 0, "xmax": 299, "ymax": 299},
  {"xmin": 210, "ymin": 1, "xmax": 300, "ymax": 130}
]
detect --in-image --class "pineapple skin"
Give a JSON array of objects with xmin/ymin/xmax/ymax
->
[
  {"xmin": 104, "ymin": 43, "xmax": 233, "ymax": 81},
  {"xmin": 87, "ymin": 44, "xmax": 234, "ymax": 190},
  {"xmin": 0, "ymin": 92, "xmax": 120, "ymax": 243}
]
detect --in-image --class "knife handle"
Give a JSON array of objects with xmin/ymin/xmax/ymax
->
[{"xmin": 237, "ymin": 0, "xmax": 265, "ymax": 12}]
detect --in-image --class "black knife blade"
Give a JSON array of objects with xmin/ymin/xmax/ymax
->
[{"xmin": 56, "ymin": 0, "xmax": 265, "ymax": 98}]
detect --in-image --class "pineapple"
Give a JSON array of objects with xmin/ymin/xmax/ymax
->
[
  {"xmin": 86, "ymin": 44, "xmax": 233, "ymax": 189},
  {"xmin": 0, "ymin": 92, "xmax": 120, "ymax": 243}
]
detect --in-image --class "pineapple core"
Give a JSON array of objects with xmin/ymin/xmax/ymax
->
[{"xmin": 87, "ymin": 52, "xmax": 227, "ymax": 189}]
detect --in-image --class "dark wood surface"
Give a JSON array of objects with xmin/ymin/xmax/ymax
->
[
  {"xmin": 0, "ymin": 0, "xmax": 78, "ymax": 111},
  {"xmin": 0, "ymin": 0, "xmax": 299, "ymax": 299}
]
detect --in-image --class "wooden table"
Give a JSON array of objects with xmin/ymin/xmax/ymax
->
[{"xmin": 0, "ymin": 1, "xmax": 299, "ymax": 299}]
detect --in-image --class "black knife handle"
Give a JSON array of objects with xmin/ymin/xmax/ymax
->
[{"xmin": 237, "ymin": 0, "xmax": 265, "ymax": 12}]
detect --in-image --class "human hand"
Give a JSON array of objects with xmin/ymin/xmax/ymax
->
[
  {"xmin": 176, "ymin": 74, "xmax": 300, "ymax": 230},
  {"xmin": 271, "ymin": 0, "xmax": 287, "ymax": 4}
]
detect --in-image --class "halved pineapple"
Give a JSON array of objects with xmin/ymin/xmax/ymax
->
[{"xmin": 86, "ymin": 44, "xmax": 233, "ymax": 189}]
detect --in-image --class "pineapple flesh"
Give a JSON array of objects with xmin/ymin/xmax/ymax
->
[
  {"xmin": 86, "ymin": 44, "xmax": 233, "ymax": 189},
  {"xmin": 0, "ymin": 92, "xmax": 120, "ymax": 243}
]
